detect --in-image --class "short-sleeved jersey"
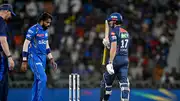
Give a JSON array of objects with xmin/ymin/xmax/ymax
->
[
  {"xmin": 26, "ymin": 24, "xmax": 48, "ymax": 55},
  {"xmin": 109, "ymin": 26, "xmax": 130, "ymax": 65},
  {"xmin": 0, "ymin": 17, "xmax": 8, "ymax": 52},
  {"xmin": 0, "ymin": 17, "xmax": 8, "ymax": 79}
]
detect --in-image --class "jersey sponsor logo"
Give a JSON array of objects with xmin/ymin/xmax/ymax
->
[
  {"xmin": 37, "ymin": 34, "xmax": 45, "ymax": 37},
  {"xmin": 38, "ymin": 40, "xmax": 46, "ymax": 44},
  {"xmin": 112, "ymin": 36, "xmax": 117, "ymax": 40},
  {"xmin": 120, "ymin": 48, "xmax": 128, "ymax": 51},
  {"xmin": 121, "ymin": 33, "xmax": 128, "ymax": 38}
]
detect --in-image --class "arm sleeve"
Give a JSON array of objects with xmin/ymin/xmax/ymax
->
[
  {"xmin": 26, "ymin": 26, "xmax": 37, "ymax": 40},
  {"xmin": 0, "ymin": 22, "xmax": 7, "ymax": 36},
  {"xmin": 109, "ymin": 31, "xmax": 117, "ymax": 42}
]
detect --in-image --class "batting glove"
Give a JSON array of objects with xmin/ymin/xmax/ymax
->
[
  {"xmin": 102, "ymin": 38, "xmax": 110, "ymax": 49},
  {"xmin": 106, "ymin": 63, "xmax": 114, "ymax": 75}
]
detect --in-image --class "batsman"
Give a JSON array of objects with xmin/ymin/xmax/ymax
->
[
  {"xmin": 100, "ymin": 13, "xmax": 130, "ymax": 101},
  {"xmin": 21, "ymin": 12, "xmax": 57, "ymax": 101}
]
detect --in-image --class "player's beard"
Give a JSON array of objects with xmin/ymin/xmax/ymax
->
[{"xmin": 42, "ymin": 24, "xmax": 49, "ymax": 30}]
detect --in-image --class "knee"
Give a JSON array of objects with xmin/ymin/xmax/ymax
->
[
  {"xmin": 105, "ymin": 85, "xmax": 112, "ymax": 95},
  {"xmin": 119, "ymin": 80, "xmax": 130, "ymax": 100},
  {"xmin": 120, "ymin": 83, "xmax": 130, "ymax": 91},
  {"xmin": 119, "ymin": 78, "xmax": 130, "ymax": 91},
  {"xmin": 41, "ymin": 74, "xmax": 47, "ymax": 82}
]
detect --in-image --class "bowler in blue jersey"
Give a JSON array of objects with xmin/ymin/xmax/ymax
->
[{"xmin": 21, "ymin": 12, "xmax": 57, "ymax": 101}]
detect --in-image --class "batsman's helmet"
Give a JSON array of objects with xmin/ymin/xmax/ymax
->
[{"xmin": 107, "ymin": 12, "xmax": 123, "ymax": 24}]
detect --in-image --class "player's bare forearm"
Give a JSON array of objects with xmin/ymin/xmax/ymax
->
[
  {"xmin": 109, "ymin": 42, "xmax": 117, "ymax": 63},
  {"xmin": 0, "ymin": 36, "xmax": 11, "ymax": 57},
  {"xmin": 22, "ymin": 39, "xmax": 30, "ymax": 61},
  {"xmin": 46, "ymin": 41, "xmax": 53, "ymax": 59}
]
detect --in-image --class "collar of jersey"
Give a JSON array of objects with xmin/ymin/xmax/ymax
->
[{"xmin": 36, "ymin": 23, "xmax": 43, "ymax": 30}]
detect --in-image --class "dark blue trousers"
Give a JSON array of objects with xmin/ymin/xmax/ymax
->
[
  {"xmin": 0, "ymin": 56, "xmax": 8, "ymax": 101},
  {"xmin": 100, "ymin": 63, "xmax": 130, "ymax": 101},
  {"xmin": 0, "ymin": 73, "xmax": 8, "ymax": 101}
]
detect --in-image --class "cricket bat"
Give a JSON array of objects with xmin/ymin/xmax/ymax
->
[{"xmin": 102, "ymin": 20, "xmax": 109, "ymax": 65}]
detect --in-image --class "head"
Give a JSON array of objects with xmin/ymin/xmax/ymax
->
[
  {"xmin": 107, "ymin": 12, "xmax": 123, "ymax": 28},
  {"xmin": 38, "ymin": 12, "xmax": 53, "ymax": 30},
  {"xmin": 0, "ymin": 4, "xmax": 16, "ymax": 20}
]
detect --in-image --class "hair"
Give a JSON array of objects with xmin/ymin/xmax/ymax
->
[{"xmin": 37, "ymin": 12, "xmax": 53, "ymax": 23}]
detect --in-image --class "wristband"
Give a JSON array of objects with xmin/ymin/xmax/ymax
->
[
  {"xmin": 22, "ymin": 52, "xmax": 28, "ymax": 58},
  {"xmin": 49, "ymin": 58, "xmax": 53, "ymax": 61},
  {"xmin": 22, "ymin": 60, "xmax": 27, "ymax": 62},
  {"xmin": 7, "ymin": 55, "xmax": 12, "ymax": 58},
  {"xmin": 46, "ymin": 48, "xmax": 51, "ymax": 55}
]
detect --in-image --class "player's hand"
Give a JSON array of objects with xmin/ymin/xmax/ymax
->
[
  {"xmin": 102, "ymin": 38, "xmax": 110, "ymax": 49},
  {"xmin": 106, "ymin": 63, "xmax": 114, "ymax": 75},
  {"xmin": 8, "ymin": 57, "xmax": 15, "ymax": 70},
  {"xmin": 21, "ymin": 61, "xmax": 28, "ymax": 72},
  {"xmin": 50, "ymin": 58, "xmax": 57, "ymax": 71}
]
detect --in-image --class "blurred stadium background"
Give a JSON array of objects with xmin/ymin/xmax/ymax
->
[{"xmin": 1, "ymin": 0, "xmax": 180, "ymax": 101}]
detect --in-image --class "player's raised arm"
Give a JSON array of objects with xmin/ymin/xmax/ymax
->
[{"xmin": 46, "ymin": 40, "xmax": 57, "ymax": 70}]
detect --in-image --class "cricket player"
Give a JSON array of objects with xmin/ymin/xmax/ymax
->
[
  {"xmin": 0, "ymin": 4, "xmax": 15, "ymax": 101},
  {"xmin": 21, "ymin": 12, "xmax": 57, "ymax": 101},
  {"xmin": 100, "ymin": 13, "xmax": 130, "ymax": 101}
]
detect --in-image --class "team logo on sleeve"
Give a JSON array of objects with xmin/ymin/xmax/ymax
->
[
  {"xmin": 111, "ymin": 32, "xmax": 115, "ymax": 36},
  {"xmin": 28, "ymin": 29, "xmax": 33, "ymax": 34},
  {"xmin": 112, "ymin": 36, "xmax": 117, "ymax": 40},
  {"xmin": 26, "ymin": 34, "xmax": 31, "ymax": 38}
]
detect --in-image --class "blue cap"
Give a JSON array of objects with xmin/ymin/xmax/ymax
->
[
  {"xmin": 0, "ymin": 4, "xmax": 16, "ymax": 16},
  {"xmin": 107, "ymin": 13, "xmax": 123, "ymax": 22}
]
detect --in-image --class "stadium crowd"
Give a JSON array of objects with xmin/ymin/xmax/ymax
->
[{"xmin": 2, "ymin": 0, "xmax": 180, "ymax": 88}]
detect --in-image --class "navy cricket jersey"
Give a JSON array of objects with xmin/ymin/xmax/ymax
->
[
  {"xmin": 26, "ymin": 24, "xmax": 48, "ymax": 55},
  {"xmin": 0, "ymin": 16, "xmax": 9, "ymax": 80},
  {"xmin": 109, "ymin": 26, "xmax": 130, "ymax": 65}
]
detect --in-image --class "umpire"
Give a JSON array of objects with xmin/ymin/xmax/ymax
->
[{"xmin": 0, "ymin": 4, "xmax": 15, "ymax": 101}]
